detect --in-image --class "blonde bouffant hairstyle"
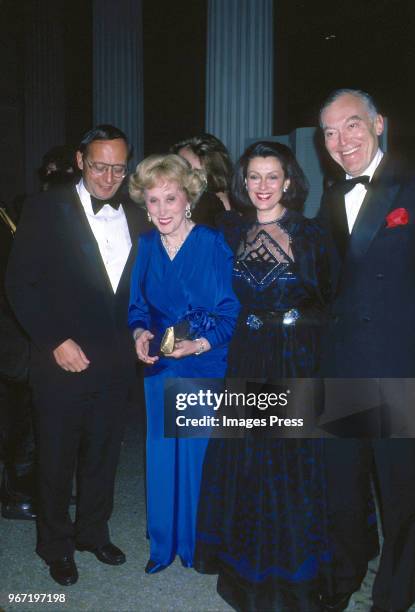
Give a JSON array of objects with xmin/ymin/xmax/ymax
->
[{"xmin": 129, "ymin": 153, "xmax": 206, "ymax": 207}]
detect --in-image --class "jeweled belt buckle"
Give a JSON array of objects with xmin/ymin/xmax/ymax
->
[
  {"xmin": 246, "ymin": 314, "xmax": 263, "ymax": 330},
  {"xmin": 282, "ymin": 308, "xmax": 300, "ymax": 326}
]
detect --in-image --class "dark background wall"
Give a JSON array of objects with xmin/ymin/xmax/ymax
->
[
  {"xmin": 0, "ymin": 0, "xmax": 92, "ymax": 204},
  {"xmin": 1, "ymin": 0, "xmax": 413, "ymax": 204},
  {"xmin": 62, "ymin": 0, "xmax": 93, "ymax": 146},
  {"xmin": 143, "ymin": 0, "xmax": 206, "ymax": 156},
  {"xmin": 0, "ymin": 1, "xmax": 25, "ymax": 205},
  {"xmin": 275, "ymin": 0, "xmax": 415, "ymax": 162}
]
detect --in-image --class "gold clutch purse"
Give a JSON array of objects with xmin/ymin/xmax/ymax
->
[
  {"xmin": 160, "ymin": 321, "xmax": 192, "ymax": 355},
  {"xmin": 160, "ymin": 327, "xmax": 175, "ymax": 354}
]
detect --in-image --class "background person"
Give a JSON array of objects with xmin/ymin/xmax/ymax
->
[
  {"xmin": 171, "ymin": 133, "xmax": 233, "ymax": 226},
  {"xmin": 37, "ymin": 145, "xmax": 77, "ymax": 191},
  {"xmin": 0, "ymin": 204, "xmax": 34, "ymax": 521}
]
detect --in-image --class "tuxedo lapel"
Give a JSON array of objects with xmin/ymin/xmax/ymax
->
[
  {"xmin": 327, "ymin": 186, "xmax": 350, "ymax": 260},
  {"xmin": 115, "ymin": 200, "xmax": 143, "ymax": 297},
  {"xmin": 123, "ymin": 200, "xmax": 142, "ymax": 243},
  {"xmin": 347, "ymin": 156, "xmax": 401, "ymax": 261},
  {"xmin": 60, "ymin": 188, "xmax": 144, "ymax": 301},
  {"xmin": 60, "ymin": 187, "xmax": 115, "ymax": 295}
]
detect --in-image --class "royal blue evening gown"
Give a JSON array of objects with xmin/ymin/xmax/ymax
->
[
  {"xmin": 128, "ymin": 225, "xmax": 239, "ymax": 568},
  {"xmin": 194, "ymin": 210, "xmax": 332, "ymax": 611}
]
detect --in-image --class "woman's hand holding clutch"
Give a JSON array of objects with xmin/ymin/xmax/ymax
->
[
  {"xmin": 134, "ymin": 329, "xmax": 159, "ymax": 365},
  {"xmin": 160, "ymin": 308, "xmax": 216, "ymax": 358},
  {"xmin": 168, "ymin": 337, "xmax": 211, "ymax": 359}
]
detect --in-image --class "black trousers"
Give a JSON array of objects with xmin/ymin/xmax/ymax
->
[
  {"xmin": 324, "ymin": 438, "xmax": 415, "ymax": 611},
  {"xmin": 0, "ymin": 379, "xmax": 35, "ymax": 500},
  {"xmin": 32, "ymin": 381, "xmax": 128, "ymax": 563}
]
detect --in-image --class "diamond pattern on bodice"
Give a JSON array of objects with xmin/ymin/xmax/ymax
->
[
  {"xmin": 234, "ymin": 228, "xmax": 292, "ymax": 289},
  {"xmin": 244, "ymin": 241, "xmax": 275, "ymax": 263}
]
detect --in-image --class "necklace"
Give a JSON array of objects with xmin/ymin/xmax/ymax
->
[
  {"xmin": 161, "ymin": 234, "xmax": 184, "ymax": 259},
  {"xmin": 254, "ymin": 209, "xmax": 292, "ymax": 247},
  {"xmin": 160, "ymin": 222, "xmax": 193, "ymax": 260},
  {"xmin": 256, "ymin": 209, "xmax": 287, "ymax": 225},
  {"xmin": 256, "ymin": 218, "xmax": 278, "ymax": 225}
]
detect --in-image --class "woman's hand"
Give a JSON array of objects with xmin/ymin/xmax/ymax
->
[
  {"xmin": 135, "ymin": 330, "xmax": 159, "ymax": 365},
  {"xmin": 169, "ymin": 337, "xmax": 211, "ymax": 359}
]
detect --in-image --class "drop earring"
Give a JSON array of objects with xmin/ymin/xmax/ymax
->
[
  {"xmin": 147, "ymin": 211, "xmax": 152, "ymax": 222},
  {"xmin": 185, "ymin": 204, "xmax": 192, "ymax": 219}
]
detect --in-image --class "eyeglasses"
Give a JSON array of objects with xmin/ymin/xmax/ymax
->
[{"xmin": 84, "ymin": 158, "xmax": 127, "ymax": 179}]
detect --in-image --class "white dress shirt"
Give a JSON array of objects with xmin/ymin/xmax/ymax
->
[
  {"xmin": 345, "ymin": 148, "xmax": 384, "ymax": 233},
  {"xmin": 76, "ymin": 180, "xmax": 132, "ymax": 292}
]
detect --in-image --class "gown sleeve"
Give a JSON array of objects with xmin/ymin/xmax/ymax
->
[
  {"xmin": 292, "ymin": 218, "xmax": 332, "ymax": 314},
  {"xmin": 128, "ymin": 234, "xmax": 151, "ymax": 331},
  {"xmin": 201, "ymin": 232, "xmax": 240, "ymax": 349}
]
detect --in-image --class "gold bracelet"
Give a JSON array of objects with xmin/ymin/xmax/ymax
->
[{"xmin": 194, "ymin": 338, "xmax": 206, "ymax": 355}]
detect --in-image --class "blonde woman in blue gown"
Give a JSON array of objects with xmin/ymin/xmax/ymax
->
[{"xmin": 128, "ymin": 154, "xmax": 239, "ymax": 574}]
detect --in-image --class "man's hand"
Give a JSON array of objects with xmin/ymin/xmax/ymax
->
[{"xmin": 53, "ymin": 339, "xmax": 90, "ymax": 372}]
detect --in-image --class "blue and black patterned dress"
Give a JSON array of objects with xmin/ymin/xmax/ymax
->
[{"xmin": 194, "ymin": 210, "xmax": 332, "ymax": 611}]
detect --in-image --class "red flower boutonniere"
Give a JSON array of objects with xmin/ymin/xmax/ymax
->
[{"xmin": 385, "ymin": 208, "xmax": 409, "ymax": 228}]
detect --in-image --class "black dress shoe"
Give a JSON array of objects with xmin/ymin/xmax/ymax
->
[
  {"xmin": 1, "ymin": 500, "xmax": 36, "ymax": 520},
  {"xmin": 76, "ymin": 542, "xmax": 126, "ymax": 565},
  {"xmin": 321, "ymin": 592, "xmax": 354, "ymax": 611},
  {"xmin": 49, "ymin": 557, "xmax": 78, "ymax": 586},
  {"xmin": 145, "ymin": 559, "xmax": 167, "ymax": 574}
]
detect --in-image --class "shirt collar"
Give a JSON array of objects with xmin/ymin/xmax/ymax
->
[
  {"xmin": 76, "ymin": 179, "xmax": 93, "ymax": 211},
  {"xmin": 76, "ymin": 179, "xmax": 123, "ymax": 213}
]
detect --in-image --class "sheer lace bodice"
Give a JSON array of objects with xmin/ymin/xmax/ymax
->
[
  {"xmin": 218, "ymin": 209, "xmax": 330, "ymax": 377},
  {"xmin": 237, "ymin": 219, "xmax": 293, "ymax": 265}
]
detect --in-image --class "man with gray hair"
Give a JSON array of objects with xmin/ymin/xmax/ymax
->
[{"xmin": 318, "ymin": 89, "xmax": 415, "ymax": 612}]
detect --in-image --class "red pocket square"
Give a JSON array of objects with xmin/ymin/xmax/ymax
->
[{"xmin": 385, "ymin": 208, "xmax": 409, "ymax": 228}]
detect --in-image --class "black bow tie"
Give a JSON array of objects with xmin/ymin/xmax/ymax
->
[
  {"xmin": 90, "ymin": 195, "xmax": 121, "ymax": 215},
  {"xmin": 337, "ymin": 175, "xmax": 370, "ymax": 195}
]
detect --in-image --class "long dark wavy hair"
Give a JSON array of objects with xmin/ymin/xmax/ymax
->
[
  {"xmin": 171, "ymin": 133, "xmax": 233, "ymax": 193},
  {"xmin": 232, "ymin": 141, "xmax": 309, "ymax": 216}
]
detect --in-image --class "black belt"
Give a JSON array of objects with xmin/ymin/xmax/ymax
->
[{"xmin": 244, "ymin": 309, "xmax": 301, "ymax": 329}]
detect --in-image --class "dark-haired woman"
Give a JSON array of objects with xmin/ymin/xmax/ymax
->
[
  {"xmin": 194, "ymin": 141, "xmax": 331, "ymax": 611},
  {"xmin": 171, "ymin": 133, "xmax": 233, "ymax": 226}
]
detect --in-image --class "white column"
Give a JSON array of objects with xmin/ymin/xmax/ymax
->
[
  {"xmin": 206, "ymin": 0, "xmax": 274, "ymax": 162},
  {"xmin": 93, "ymin": 0, "xmax": 144, "ymax": 168}
]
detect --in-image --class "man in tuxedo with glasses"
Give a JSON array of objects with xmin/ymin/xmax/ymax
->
[{"xmin": 6, "ymin": 125, "xmax": 145, "ymax": 586}]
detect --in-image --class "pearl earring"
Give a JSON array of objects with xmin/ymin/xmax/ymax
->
[{"xmin": 147, "ymin": 211, "xmax": 152, "ymax": 222}]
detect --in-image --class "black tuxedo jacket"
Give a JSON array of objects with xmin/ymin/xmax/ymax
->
[
  {"xmin": 5, "ymin": 185, "xmax": 146, "ymax": 391},
  {"xmin": 0, "ymin": 211, "xmax": 14, "ymax": 293},
  {"xmin": 318, "ymin": 155, "xmax": 415, "ymax": 378},
  {"xmin": 0, "ymin": 211, "xmax": 29, "ymax": 382}
]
